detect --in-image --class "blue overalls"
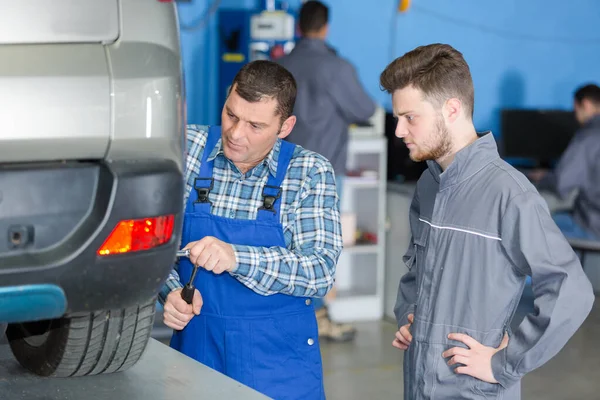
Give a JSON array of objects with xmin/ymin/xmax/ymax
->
[{"xmin": 171, "ymin": 126, "xmax": 326, "ymax": 400}]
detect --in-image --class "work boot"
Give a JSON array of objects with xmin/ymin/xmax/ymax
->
[{"xmin": 316, "ymin": 307, "xmax": 357, "ymax": 342}]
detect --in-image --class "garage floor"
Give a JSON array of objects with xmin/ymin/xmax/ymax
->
[
  {"xmin": 154, "ymin": 291, "xmax": 600, "ymax": 399},
  {"xmin": 320, "ymin": 292, "xmax": 600, "ymax": 400}
]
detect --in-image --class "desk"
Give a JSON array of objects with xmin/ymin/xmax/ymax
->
[
  {"xmin": 538, "ymin": 189, "xmax": 577, "ymax": 213},
  {"xmin": 0, "ymin": 337, "xmax": 269, "ymax": 400}
]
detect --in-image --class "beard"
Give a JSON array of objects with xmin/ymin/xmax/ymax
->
[{"xmin": 409, "ymin": 116, "xmax": 452, "ymax": 162}]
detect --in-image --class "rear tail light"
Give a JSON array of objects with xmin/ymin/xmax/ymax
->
[{"xmin": 97, "ymin": 215, "xmax": 175, "ymax": 256}]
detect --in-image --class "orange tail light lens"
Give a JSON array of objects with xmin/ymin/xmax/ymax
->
[{"xmin": 97, "ymin": 215, "xmax": 175, "ymax": 256}]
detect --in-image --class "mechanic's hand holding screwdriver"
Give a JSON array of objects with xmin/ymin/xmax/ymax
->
[
  {"xmin": 163, "ymin": 287, "xmax": 203, "ymax": 331},
  {"xmin": 182, "ymin": 236, "xmax": 238, "ymax": 274},
  {"xmin": 163, "ymin": 236, "xmax": 236, "ymax": 330}
]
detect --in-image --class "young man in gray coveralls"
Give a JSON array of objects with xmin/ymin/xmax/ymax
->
[{"xmin": 381, "ymin": 43, "xmax": 595, "ymax": 400}]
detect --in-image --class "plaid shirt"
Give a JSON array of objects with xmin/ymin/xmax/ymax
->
[{"xmin": 158, "ymin": 125, "xmax": 342, "ymax": 304}]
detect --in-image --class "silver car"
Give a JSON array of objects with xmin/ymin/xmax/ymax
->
[{"xmin": 0, "ymin": 0, "xmax": 185, "ymax": 377}]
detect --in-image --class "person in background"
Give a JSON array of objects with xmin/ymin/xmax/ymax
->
[
  {"xmin": 529, "ymin": 83, "xmax": 600, "ymax": 240},
  {"xmin": 278, "ymin": 0, "xmax": 376, "ymax": 342}
]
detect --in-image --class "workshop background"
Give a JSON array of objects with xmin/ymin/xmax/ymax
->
[
  {"xmin": 179, "ymin": 0, "xmax": 600, "ymax": 133},
  {"xmin": 152, "ymin": 0, "xmax": 600, "ymax": 399}
]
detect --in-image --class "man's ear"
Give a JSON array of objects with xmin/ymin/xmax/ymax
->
[
  {"xmin": 443, "ymin": 98, "xmax": 462, "ymax": 123},
  {"xmin": 277, "ymin": 115, "xmax": 296, "ymax": 139}
]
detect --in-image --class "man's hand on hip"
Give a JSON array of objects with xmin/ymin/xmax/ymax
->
[
  {"xmin": 163, "ymin": 288, "xmax": 203, "ymax": 331},
  {"xmin": 392, "ymin": 313, "xmax": 414, "ymax": 350},
  {"xmin": 183, "ymin": 236, "xmax": 238, "ymax": 274},
  {"xmin": 443, "ymin": 332, "xmax": 509, "ymax": 384}
]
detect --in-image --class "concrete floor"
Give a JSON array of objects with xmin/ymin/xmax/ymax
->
[
  {"xmin": 320, "ymin": 293, "xmax": 600, "ymax": 400},
  {"xmin": 154, "ymin": 292, "xmax": 600, "ymax": 399}
]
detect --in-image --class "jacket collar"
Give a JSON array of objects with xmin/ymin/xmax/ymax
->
[
  {"xmin": 295, "ymin": 38, "xmax": 331, "ymax": 53},
  {"xmin": 426, "ymin": 131, "xmax": 499, "ymax": 190},
  {"xmin": 584, "ymin": 114, "xmax": 600, "ymax": 130}
]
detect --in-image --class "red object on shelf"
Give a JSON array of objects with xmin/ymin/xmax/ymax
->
[
  {"xmin": 356, "ymin": 231, "xmax": 377, "ymax": 245},
  {"xmin": 364, "ymin": 232, "xmax": 378, "ymax": 243},
  {"xmin": 269, "ymin": 44, "xmax": 285, "ymax": 60}
]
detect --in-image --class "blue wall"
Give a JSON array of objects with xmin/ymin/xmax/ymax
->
[
  {"xmin": 177, "ymin": 0, "xmax": 256, "ymax": 126},
  {"xmin": 179, "ymin": 0, "xmax": 600, "ymax": 135}
]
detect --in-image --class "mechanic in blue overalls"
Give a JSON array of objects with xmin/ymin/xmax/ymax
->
[{"xmin": 158, "ymin": 60, "xmax": 342, "ymax": 400}]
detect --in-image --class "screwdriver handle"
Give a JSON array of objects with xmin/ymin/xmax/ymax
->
[
  {"xmin": 180, "ymin": 255, "xmax": 198, "ymax": 305},
  {"xmin": 181, "ymin": 284, "xmax": 195, "ymax": 304}
]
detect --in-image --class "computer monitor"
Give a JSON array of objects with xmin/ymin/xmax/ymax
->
[
  {"xmin": 501, "ymin": 109, "xmax": 579, "ymax": 167},
  {"xmin": 384, "ymin": 112, "xmax": 427, "ymax": 182}
]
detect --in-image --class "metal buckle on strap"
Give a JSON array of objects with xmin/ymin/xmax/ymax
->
[
  {"xmin": 259, "ymin": 185, "xmax": 282, "ymax": 212},
  {"xmin": 194, "ymin": 178, "xmax": 214, "ymax": 204}
]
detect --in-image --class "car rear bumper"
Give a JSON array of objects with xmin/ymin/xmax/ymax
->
[{"xmin": 0, "ymin": 159, "xmax": 184, "ymax": 322}]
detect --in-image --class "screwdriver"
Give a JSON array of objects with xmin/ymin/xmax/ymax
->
[{"xmin": 176, "ymin": 249, "xmax": 198, "ymax": 304}]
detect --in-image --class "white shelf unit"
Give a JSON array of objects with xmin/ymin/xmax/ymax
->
[{"xmin": 328, "ymin": 131, "xmax": 387, "ymax": 323}]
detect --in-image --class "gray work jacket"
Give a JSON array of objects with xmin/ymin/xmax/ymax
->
[
  {"xmin": 538, "ymin": 115, "xmax": 600, "ymax": 238},
  {"xmin": 278, "ymin": 38, "xmax": 375, "ymax": 176},
  {"xmin": 396, "ymin": 132, "xmax": 595, "ymax": 399}
]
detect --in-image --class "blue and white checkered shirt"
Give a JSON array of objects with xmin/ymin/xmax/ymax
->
[{"xmin": 158, "ymin": 125, "xmax": 342, "ymax": 303}]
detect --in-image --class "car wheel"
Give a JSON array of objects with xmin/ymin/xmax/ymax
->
[{"xmin": 6, "ymin": 297, "xmax": 156, "ymax": 377}]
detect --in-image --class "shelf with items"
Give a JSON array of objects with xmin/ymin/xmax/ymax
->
[
  {"xmin": 329, "ymin": 119, "xmax": 387, "ymax": 323},
  {"xmin": 343, "ymin": 244, "xmax": 379, "ymax": 255},
  {"xmin": 343, "ymin": 177, "xmax": 380, "ymax": 189},
  {"xmin": 334, "ymin": 252, "xmax": 379, "ymax": 294}
]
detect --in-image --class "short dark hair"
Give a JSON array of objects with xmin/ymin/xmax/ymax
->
[
  {"xmin": 380, "ymin": 43, "xmax": 475, "ymax": 118},
  {"xmin": 299, "ymin": 1, "xmax": 329, "ymax": 35},
  {"xmin": 230, "ymin": 60, "xmax": 297, "ymax": 123},
  {"xmin": 574, "ymin": 83, "xmax": 600, "ymax": 106}
]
